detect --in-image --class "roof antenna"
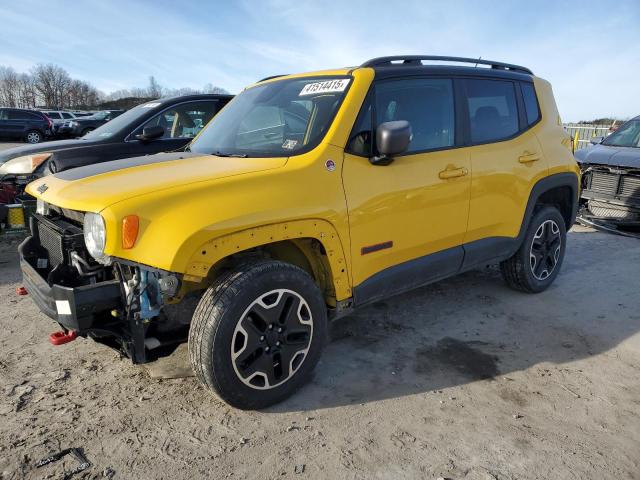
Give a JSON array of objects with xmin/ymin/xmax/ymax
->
[{"xmin": 474, "ymin": 56, "xmax": 482, "ymax": 67}]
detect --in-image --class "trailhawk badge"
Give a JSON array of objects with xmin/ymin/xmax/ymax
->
[
  {"xmin": 325, "ymin": 159, "xmax": 336, "ymax": 172},
  {"xmin": 37, "ymin": 183, "xmax": 48, "ymax": 194}
]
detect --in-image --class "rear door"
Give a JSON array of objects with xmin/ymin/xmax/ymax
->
[{"xmin": 462, "ymin": 78, "xmax": 548, "ymax": 267}]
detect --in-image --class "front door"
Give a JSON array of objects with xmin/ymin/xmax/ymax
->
[{"xmin": 342, "ymin": 77, "xmax": 471, "ymax": 304}]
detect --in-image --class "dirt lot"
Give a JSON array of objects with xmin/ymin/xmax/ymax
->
[
  {"xmin": 0, "ymin": 225, "xmax": 639, "ymax": 480},
  {"xmin": 0, "ymin": 142, "xmax": 25, "ymax": 151},
  {"xmin": 1, "ymin": 141, "xmax": 639, "ymax": 479}
]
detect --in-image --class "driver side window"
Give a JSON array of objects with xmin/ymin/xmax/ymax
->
[{"xmin": 136, "ymin": 101, "xmax": 218, "ymax": 140}]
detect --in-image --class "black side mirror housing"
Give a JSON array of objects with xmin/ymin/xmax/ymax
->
[
  {"xmin": 370, "ymin": 121, "xmax": 412, "ymax": 165},
  {"xmin": 136, "ymin": 125, "xmax": 165, "ymax": 142},
  {"xmin": 589, "ymin": 136, "xmax": 604, "ymax": 145}
]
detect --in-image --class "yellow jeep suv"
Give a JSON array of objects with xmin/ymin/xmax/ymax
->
[{"xmin": 20, "ymin": 56, "xmax": 579, "ymax": 409}]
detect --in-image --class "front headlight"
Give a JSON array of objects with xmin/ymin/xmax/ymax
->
[
  {"xmin": 83, "ymin": 212, "xmax": 107, "ymax": 262},
  {"xmin": 0, "ymin": 153, "xmax": 51, "ymax": 175}
]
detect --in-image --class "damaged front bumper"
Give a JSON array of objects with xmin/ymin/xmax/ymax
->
[
  {"xmin": 19, "ymin": 213, "xmax": 187, "ymax": 363},
  {"xmin": 20, "ymin": 242, "xmax": 122, "ymax": 330},
  {"xmin": 579, "ymin": 164, "xmax": 640, "ymax": 226}
]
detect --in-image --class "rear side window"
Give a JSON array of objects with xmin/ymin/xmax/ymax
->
[
  {"xmin": 521, "ymin": 83, "xmax": 540, "ymax": 126},
  {"xmin": 8, "ymin": 111, "xmax": 29, "ymax": 120},
  {"xmin": 61, "ymin": 112, "xmax": 74, "ymax": 119},
  {"xmin": 375, "ymin": 78, "xmax": 455, "ymax": 154},
  {"xmin": 8, "ymin": 110, "xmax": 42, "ymax": 121},
  {"xmin": 465, "ymin": 79, "xmax": 518, "ymax": 144}
]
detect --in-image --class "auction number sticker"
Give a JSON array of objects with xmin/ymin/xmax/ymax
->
[{"xmin": 299, "ymin": 79, "xmax": 350, "ymax": 96}]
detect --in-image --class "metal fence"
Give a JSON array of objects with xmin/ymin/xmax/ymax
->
[{"xmin": 564, "ymin": 124, "xmax": 614, "ymax": 151}]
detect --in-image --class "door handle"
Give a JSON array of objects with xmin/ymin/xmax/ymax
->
[
  {"xmin": 438, "ymin": 167, "xmax": 468, "ymax": 180},
  {"xmin": 518, "ymin": 152, "xmax": 541, "ymax": 163}
]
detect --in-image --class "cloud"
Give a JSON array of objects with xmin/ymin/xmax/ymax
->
[{"xmin": 0, "ymin": 0, "xmax": 638, "ymax": 120}]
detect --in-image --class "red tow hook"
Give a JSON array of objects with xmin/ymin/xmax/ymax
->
[
  {"xmin": 16, "ymin": 286, "xmax": 28, "ymax": 296},
  {"xmin": 49, "ymin": 330, "xmax": 77, "ymax": 346}
]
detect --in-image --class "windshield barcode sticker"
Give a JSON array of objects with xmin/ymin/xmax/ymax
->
[{"xmin": 299, "ymin": 79, "xmax": 350, "ymax": 96}]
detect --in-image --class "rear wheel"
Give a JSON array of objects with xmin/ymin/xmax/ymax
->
[
  {"xmin": 25, "ymin": 130, "xmax": 43, "ymax": 144},
  {"xmin": 500, "ymin": 205, "xmax": 567, "ymax": 293},
  {"xmin": 188, "ymin": 261, "xmax": 327, "ymax": 409}
]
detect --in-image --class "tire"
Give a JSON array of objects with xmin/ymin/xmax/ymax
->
[
  {"xmin": 80, "ymin": 128, "xmax": 94, "ymax": 136},
  {"xmin": 25, "ymin": 130, "xmax": 43, "ymax": 144},
  {"xmin": 500, "ymin": 205, "xmax": 567, "ymax": 293},
  {"xmin": 188, "ymin": 261, "xmax": 327, "ymax": 409}
]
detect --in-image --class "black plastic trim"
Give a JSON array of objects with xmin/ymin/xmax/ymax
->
[{"xmin": 353, "ymin": 246, "xmax": 464, "ymax": 306}]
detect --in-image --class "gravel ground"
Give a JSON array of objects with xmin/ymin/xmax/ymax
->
[
  {"xmin": 1, "ymin": 141, "xmax": 639, "ymax": 479},
  {"xmin": 0, "ymin": 225, "xmax": 639, "ymax": 480}
]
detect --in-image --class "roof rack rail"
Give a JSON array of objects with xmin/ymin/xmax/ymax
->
[
  {"xmin": 257, "ymin": 74, "xmax": 288, "ymax": 83},
  {"xmin": 360, "ymin": 56, "xmax": 533, "ymax": 75}
]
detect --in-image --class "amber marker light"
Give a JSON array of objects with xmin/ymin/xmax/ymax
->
[{"xmin": 122, "ymin": 215, "xmax": 139, "ymax": 249}]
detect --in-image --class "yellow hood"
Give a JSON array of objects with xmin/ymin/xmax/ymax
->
[{"xmin": 26, "ymin": 152, "xmax": 287, "ymax": 212}]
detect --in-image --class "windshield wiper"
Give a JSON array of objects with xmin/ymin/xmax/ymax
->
[{"xmin": 212, "ymin": 151, "xmax": 248, "ymax": 158}]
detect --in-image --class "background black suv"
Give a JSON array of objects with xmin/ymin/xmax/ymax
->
[{"xmin": 0, "ymin": 108, "xmax": 53, "ymax": 143}]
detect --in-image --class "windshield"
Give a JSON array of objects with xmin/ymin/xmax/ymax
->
[
  {"xmin": 602, "ymin": 120, "xmax": 640, "ymax": 148},
  {"xmin": 83, "ymin": 104, "xmax": 155, "ymax": 140},
  {"xmin": 190, "ymin": 76, "xmax": 351, "ymax": 157}
]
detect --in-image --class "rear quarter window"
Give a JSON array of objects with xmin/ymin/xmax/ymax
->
[{"xmin": 521, "ymin": 83, "xmax": 541, "ymax": 126}]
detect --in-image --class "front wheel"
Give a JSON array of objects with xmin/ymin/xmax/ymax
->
[
  {"xmin": 188, "ymin": 261, "xmax": 327, "ymax": 409},
  {"xmin": 500, "ymin": 205, "xmax": 567, "ymax": 293}
]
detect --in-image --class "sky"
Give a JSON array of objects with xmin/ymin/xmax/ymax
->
[{"xmin": 0, "ymin": 0, "xmax": 638, "ymax": 122}]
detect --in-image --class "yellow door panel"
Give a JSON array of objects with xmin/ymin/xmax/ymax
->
[
  {"xmin": 464, "ymin": 130, "xmax": 548, "ymax": 243},
  {"xmin": 343, "ymin": 148, "xmax": 471, "ymax": 287}
]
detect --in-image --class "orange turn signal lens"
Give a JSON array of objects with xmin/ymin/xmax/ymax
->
[{"xmin": 122, "ymin": 215, "xmax": 139, "ymax": 249}]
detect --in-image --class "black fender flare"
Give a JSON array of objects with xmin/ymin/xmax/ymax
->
[{"xmin": 516, "ymin": 172, "xmax": 580, "ymax": 245}]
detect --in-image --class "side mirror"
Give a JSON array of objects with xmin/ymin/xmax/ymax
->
[
  {"xmin": 136, "ymin": 125, "xmax": 165, "ymax": 142},
  {"xmin": 590, "ymin": 136, "xmax": 604, "ymax": 145},
  {"xmin": 370, "ymin": 121, "xmax": 412, "ymax": 166}
]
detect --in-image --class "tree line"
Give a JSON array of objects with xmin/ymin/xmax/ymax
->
[{"xmin": 0, "ymin": 63, "xmax": 228, "ymax": 111}]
